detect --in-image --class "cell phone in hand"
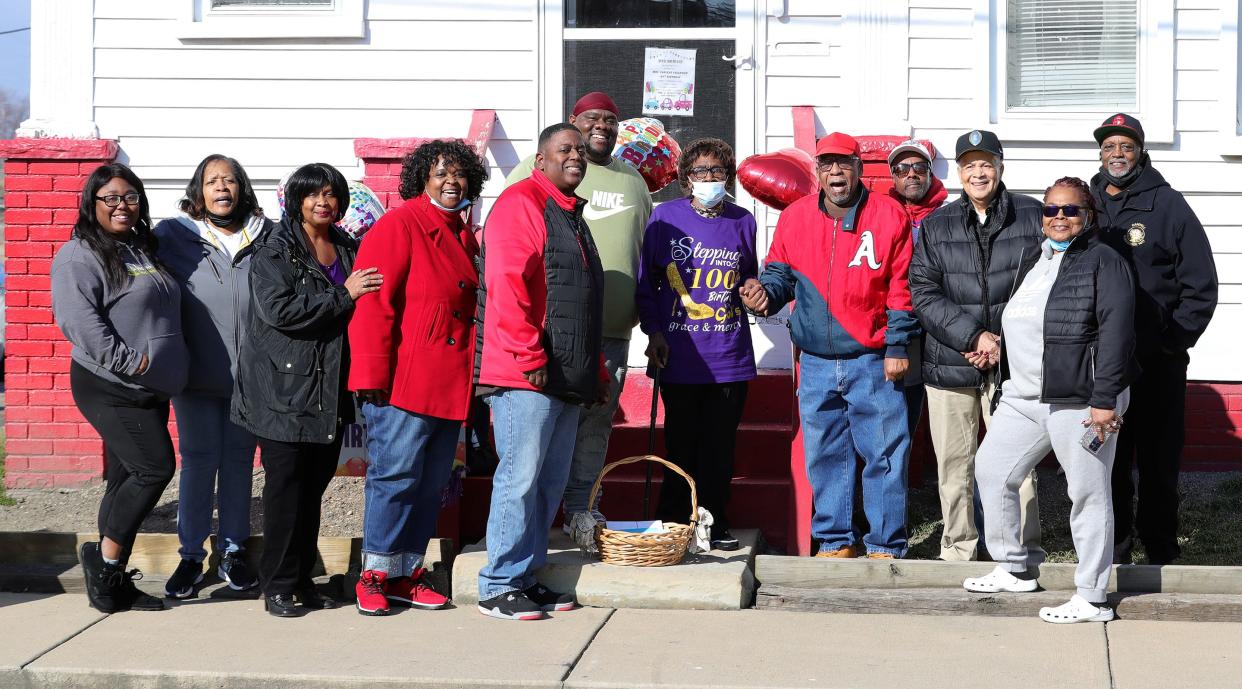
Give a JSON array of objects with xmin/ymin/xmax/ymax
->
[{"xmin": 1080, "ymin": 428, "xmax": 1110, "ymax": 456}]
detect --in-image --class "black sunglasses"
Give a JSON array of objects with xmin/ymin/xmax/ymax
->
[
  {"xmin": 891, "ymin": 162, "xmax": 930, "ymax": 176},
  {"xmin": 1042, "ymin": 203, "xmax": 1083, "ymax": 218}
]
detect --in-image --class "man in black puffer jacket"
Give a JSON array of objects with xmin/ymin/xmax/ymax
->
[
  {"xmin": 1089, "ymin": 114, "xmax": 1218, "ymax": 565},
  {"xmin": 909, "ymin": 130, "xmax": 1044, "ymax": 562}
]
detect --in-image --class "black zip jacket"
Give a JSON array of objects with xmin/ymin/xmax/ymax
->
[
  {"xmin": 909, "ymin": 185, "xmax": 1044, "ymax": 389},
  {"xmin": 997, "ymin": 231, "xmax": 1139, "ymax": 410},
  {"xmin": 1089, "ymin": 165, "xmax": 1217, "ymax": 355},
  {"xmin": 231, "ymin": 216, "xmax": 357, "ymax": 444}
]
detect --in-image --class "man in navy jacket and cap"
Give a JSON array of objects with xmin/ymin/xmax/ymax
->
[{"xmin": 1089, "ymin": 113, "xmax": 1218, "ymax": 565}]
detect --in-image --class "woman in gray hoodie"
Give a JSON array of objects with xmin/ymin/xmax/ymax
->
[
  {"xmin": 53, "ymin": 163, "xmax": 189, "ymax": 613},
  {"xmin": 154, "ymin": 155, "xmax": 272, "ymax": 600}
]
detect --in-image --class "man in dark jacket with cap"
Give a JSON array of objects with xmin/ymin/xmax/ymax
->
[
  {"xmin": 1089, "ymin": 113, "xmax": 1218, "ymax": 565},
  {"xmin": 908, "ymin": 130, "xmax": 1044, "ymax": 562}
]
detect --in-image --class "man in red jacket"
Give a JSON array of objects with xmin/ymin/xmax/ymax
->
[
  {"xmin": 475, "ymin": 123, "xmax": 609, "ymax": 620},
  {"xmin": 887, "ymin": 139, "xmax": 948, "ymax": 436},
  {"xmin": 742, "ymin": 132, "xmax": 917, "ymax": 559}
]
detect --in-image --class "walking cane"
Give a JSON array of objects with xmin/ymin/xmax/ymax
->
[{"xmin": 642, "ymin": 367, "xmax": 661, "ymax": 521}]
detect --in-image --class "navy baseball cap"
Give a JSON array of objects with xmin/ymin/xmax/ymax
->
[
  {"xmin": 955, "ymin": 129, "xmax": 1003, "ymax": 161},
  {"xmin": 1093, "ymin": 113, "xmax": 1145, "ymax": 147}
]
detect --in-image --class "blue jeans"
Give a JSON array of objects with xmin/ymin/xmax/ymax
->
[
  {"xmin": 478, "ymin": 389, "xmax": 581, "ymax": 599},
  {"xmin": 171, "ymin": 395, "xmax": 257, "ymax": 561},
  {"xmin": 361, "ymin": 403, "xmax": 460, "ymax": 577},
  {"xmin": 798, "ymin": 352, "xmax": 911, "ymax": 556},
  {"xmin": 562, "ymin": 337, "xmax": 628, "ymax": 514}
]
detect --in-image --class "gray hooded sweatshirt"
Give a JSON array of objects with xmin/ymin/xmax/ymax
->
[
  {"xmin": 154, "ymin": 214, "xmax": 270, "ymax": 398},
  {"xmin": 51, "ymin": 237, "xmax": 189, "ymax": 397}
]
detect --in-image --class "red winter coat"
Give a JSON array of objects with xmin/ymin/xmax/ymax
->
[
  {"xmin": 347, "ymin": 193, "xmax": 480, "ymax": 421},
  {"xmin": 888, "ymin": 176, "xmax": 948, "ymax": 230}
]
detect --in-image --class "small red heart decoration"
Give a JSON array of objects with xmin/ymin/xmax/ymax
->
[{"xmin": 737, "ymin": 148, "xmax": 818, "ymax": 210}]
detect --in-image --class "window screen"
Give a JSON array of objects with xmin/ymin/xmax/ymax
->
[
  {"xmin": 564, "ymin": 39, "xmax": 736, "ymax": 202},
  {"xmin": 1006, "ymin": 0, "xmax": 1138, "ymax": 110}
]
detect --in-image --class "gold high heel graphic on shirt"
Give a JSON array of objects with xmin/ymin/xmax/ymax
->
[{"xmin": 666, "ymin": 263, "xmax": 715, "ymax": 320}]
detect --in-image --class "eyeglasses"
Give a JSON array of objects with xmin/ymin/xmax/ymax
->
[
  {"xmin": 94, "ymin": 193, "xmax": 142, "ymax": 208},
  {"xmin": 891, "ymin": 162, "xmax": 930, "ymax": 176},
  {"xmin": 689, "ymin": 166, "xmax": 729, "ymax": 180},
  {"xmin": 1100, "ymin": 142, "xmax": 1137, "ymax": 154},
  {"xmin": 816, "ymin": 156, "xmax": 858, "ymax": 172},
  {"xmin": 1042, "ymin": 203, "xmax": 1083, "ymax": 218}
]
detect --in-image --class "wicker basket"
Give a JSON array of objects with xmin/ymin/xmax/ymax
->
[{"xmin": 587, "ymin": 455, "xmax": 697, "ymax": 567}]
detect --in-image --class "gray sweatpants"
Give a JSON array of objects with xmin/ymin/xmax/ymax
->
[{"xmin": 975, "ymin": 390, "xmax": 1130, "ymax": 603}]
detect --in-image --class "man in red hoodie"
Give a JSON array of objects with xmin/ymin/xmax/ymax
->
[
  {"xmin": 475, "ymin": 123, "xmax": 609, "ymax": 621},
  {"xmin": 887, "ymin": 139, "xmax": 947, "ymax": 436}
]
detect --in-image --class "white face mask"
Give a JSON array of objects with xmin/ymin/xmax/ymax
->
[{"xmin": 691, "ymin": 181, "xmax": 727, "ymax": 208}]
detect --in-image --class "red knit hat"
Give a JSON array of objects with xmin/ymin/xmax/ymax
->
[{"xmin": 571, "ymin": 91, "xmax": 619, "ymax": 117}]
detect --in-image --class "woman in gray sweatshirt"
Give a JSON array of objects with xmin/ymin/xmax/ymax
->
[
  {"xmin": 155, "ymin": 155, "xmax": 272, "ymax": 600},
  {"xmin": 52, "ymin": 163, "xmax": 189, "ymax": 613}
]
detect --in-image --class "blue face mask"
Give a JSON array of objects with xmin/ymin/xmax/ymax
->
[
  {"xmin": 1046, "ymin": 236, "xmax": 1072, "ymax": 252},
  {"xmin": 428, "ymin": 195, "xmax": 472, "ymax": 212},
  {"xmin": 691, "ymin": 181, "xmax": 728, "ymax": 208}
]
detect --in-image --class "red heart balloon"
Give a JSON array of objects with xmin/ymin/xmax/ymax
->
[{"xmin": 737, "ymin": 148, "xmax": 818, "ymax": 210}]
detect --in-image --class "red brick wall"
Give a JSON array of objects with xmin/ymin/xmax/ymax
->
[
  {"xmin": 1183, "ymin": 382, "xmax": 1242, "ymax": 471},
  {"xmin": 2, "ymin": 138, "xmax": 120, "ymax": 488}
]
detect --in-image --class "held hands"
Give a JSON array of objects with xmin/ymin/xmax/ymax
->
[
  {"xmin": 136, "ymin": 353, "xmax": 150, "ymax": 375},
  {"xmin": 356, "ymin": 388, "xmax": 390, "ymax": 407},
  {"xmin": 345, "ymin": 267, "xmax": 383, "ymax": 300},
  {"xmin": 739, "ymin": 278, "xmax": 770, "ymax": 316},
  {"xmin": 645, "ymin": 332, "xmax": 670, "ymax": 369},
  {"xmin": 884, "ymin": 357, "xmax": 909, "ymax": 382},
  {"xmin": 1084, "ymin": 407, "xmax": 1122, "ymax": 442},
  {"xmin": 523, "ymin": 365, "xmax": 548, "ymax": 389},
  {"xmin": 595, "ymin": 376, "xmax": 613, "ymax": 408},
  {"xmin": 962, "ymin": 331, "xmax": 1001, "ymax": 370}
]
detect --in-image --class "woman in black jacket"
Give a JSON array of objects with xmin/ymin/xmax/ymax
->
[
  {"xmin": 962, "ymin": 177, "xmax": 1137, "ymax": 624},
  {"xmin": 230, "ymin": 163, "xmax": 381, "ymax": 617}
]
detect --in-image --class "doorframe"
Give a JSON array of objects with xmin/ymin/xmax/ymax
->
[{"xmin": 537, "ymin": 0, "xmax": 762, "ymax": 212}]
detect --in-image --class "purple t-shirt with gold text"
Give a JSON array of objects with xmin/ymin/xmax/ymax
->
[{"xmin": 636, "ymin": 198, "xmax": 757, "ymax": 384}]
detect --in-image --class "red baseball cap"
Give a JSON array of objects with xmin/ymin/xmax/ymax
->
[{"xmin": 814, "ymin": 132, "xmax": 859, "ymax": 157}]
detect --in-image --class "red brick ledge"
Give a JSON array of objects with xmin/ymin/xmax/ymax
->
[{"xmin": 0, "ymin": 138, "xmax": 119, "ymax": 161}]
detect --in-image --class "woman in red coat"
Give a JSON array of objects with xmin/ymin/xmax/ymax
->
[{"xmin": 347, "ymin": 140, "xmax": 489, "ymax": 616}]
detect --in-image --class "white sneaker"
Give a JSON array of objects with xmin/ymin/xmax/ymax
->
[
  {"xmin": 1039, "ymin": 595, "xmax": 1114, "ymax": 624},
  {"xmin": 963, "ymin": 566, "xmax": 1039, "ymax": 593}
]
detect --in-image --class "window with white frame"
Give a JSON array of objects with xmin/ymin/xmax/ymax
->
[
  {"xmin": 986, "ymin": 0, "xmax": 1172, "ymax": 143},
  {"xmin": 178, "ymin": 0, "xmax": 363, "ymax": 39},
  {"xmin": 1006, "ymin": 0, "xmax": 1138, "ymax": 111}
]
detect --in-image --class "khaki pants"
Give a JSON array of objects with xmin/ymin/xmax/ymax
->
[{"xmin": 925, "ymin": 380, "xmax": 1043, "ymax": 562}]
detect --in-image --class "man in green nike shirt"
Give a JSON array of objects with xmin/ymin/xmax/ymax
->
[{"xmin": 506, "ymin": 91, "xmax": 652, "ymax": 536}]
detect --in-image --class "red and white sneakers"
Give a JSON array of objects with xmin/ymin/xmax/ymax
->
[
  {"xmin": 386, "ymin": 567, "xmax": 450, "ymax": 610},
  {"xmin": 355, "ymin": 570, "xmax": 391, "ymax": 616}
]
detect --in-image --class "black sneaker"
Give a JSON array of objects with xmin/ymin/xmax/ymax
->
[
  {"xmin": 523, "ymin": 583, "xmax": 577, "ymax": 612},
  {"xmin": 116, "ymin": 568, "xmax": 165, "ymax": 611},
  {"xmin": 711, "ymin": 529, "xmax": 741, "ymax": 552},
  {"xmin": 218, "ymin": 552, "xmax": 258, "ymax": 591},
  {"xmin": 477, "ymin": 591, "xmax": 545, "ymax": 620},
  {"xmin": 165, "ymin": 558, "xmax": 204, "ymax": 599},
  {"xmin": 80, "ymin": 542, "xmax": 122, "ymax": 613}
]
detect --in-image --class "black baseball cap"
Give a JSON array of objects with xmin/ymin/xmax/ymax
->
[
  {"xmin": 955, "ymin": 129, "xmax": 1003, "ymax": 161},
  {"xmin": 1093, "ymin": 113, "xmax": 1145, "ymax": 147}
]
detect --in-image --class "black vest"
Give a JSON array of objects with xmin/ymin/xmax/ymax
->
[{"xmin": 474, "ymin": 196, "xmax": 604, "ymax": 404}]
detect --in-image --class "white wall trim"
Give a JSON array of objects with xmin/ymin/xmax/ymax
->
[
  {"xmin": 175, "ymin": 0, "xmax": 365, "ymax": 40},
  {"xmin": 18, "ymin": 0, "xmax": 97, "ymax": 138},
  {"xmin": 979, "ymin": 0, "xmax": 1174, "ymax": 144},
  {"xmin": 1219, "ymin": 0, "xmax": 1242, "ymax": 154}
]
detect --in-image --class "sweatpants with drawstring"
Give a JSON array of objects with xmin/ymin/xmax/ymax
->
[{"xmin": 975, "ymin": 390, "xmax": 1130, "ymax": 603}]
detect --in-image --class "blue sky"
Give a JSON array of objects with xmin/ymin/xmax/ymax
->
[{"xmin": 0, "ymin": 0, "xmax": 31, "ymax": 100}]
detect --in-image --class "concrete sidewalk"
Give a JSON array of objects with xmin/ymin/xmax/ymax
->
[{"xmin": 2, "ymin": 591, "xmax": 1239, "ymax": 689}]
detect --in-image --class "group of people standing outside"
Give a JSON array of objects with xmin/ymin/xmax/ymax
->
[{"xmin": 50, "ymin": 87, "xmax": 1216, "ymax": 625}]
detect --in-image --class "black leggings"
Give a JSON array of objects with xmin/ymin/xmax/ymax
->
[
  {"xmin": 257, "ymin": 436, "xmax": 342, "ymax": 595},
  {"xmin": 70, "ymin": 362, "xmax": 175, "ymax": 562},
  {"xmin": 656, "ymin": 381, "xmax": 749, "ymax": 534}
]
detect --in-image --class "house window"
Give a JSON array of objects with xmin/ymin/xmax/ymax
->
[
  {"xmin": 1006, "ymin": 0, "xmax": 1138, "ymax": 111},
  {"xmin": 566, "ymin": 0, "xmax": 735, "ymax": 29}
]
